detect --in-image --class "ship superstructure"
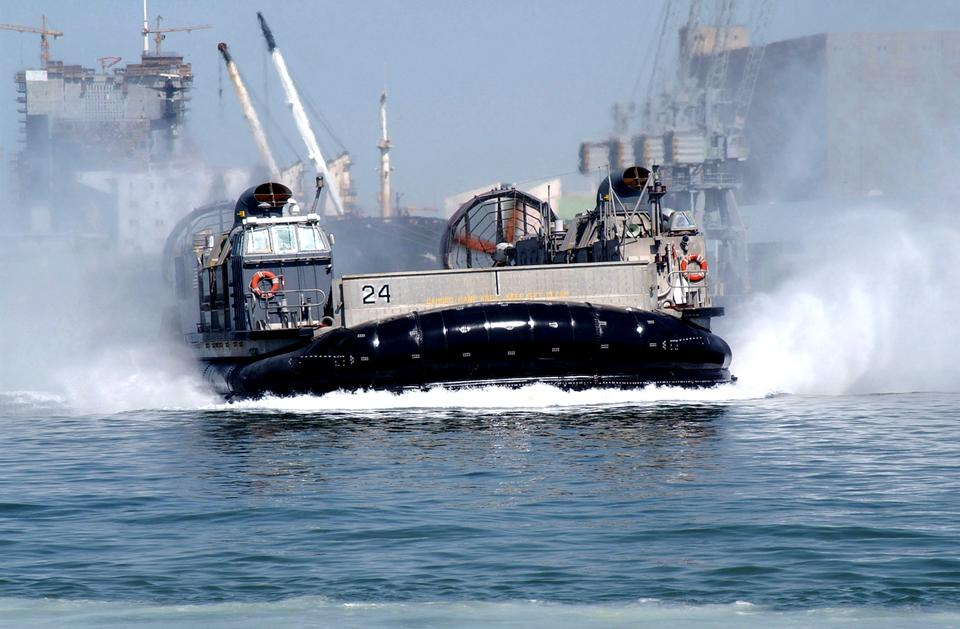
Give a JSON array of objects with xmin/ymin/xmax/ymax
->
[{"xmin": 578, "ymin": 0, "xmax": 771, "ymax": 299}]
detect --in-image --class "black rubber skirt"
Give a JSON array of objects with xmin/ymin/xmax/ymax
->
[{"xmin": 210, "ymin": 301, "xmax": 733, "ymax": 397}]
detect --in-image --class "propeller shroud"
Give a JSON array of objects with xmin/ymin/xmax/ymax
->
[{"xmin": 441, "ymin": 188, "xmax": 558, "ymax": 269}]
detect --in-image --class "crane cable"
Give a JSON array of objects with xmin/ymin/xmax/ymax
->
[{"xmin": 632, "ymin": 0, "xmax": 673, "ymax": 109}]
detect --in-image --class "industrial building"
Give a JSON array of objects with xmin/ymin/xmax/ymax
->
[{"xmin": 578, "ymin": 17, "xmax": 960, "ymax": 297}]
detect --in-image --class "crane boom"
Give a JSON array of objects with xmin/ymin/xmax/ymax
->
[
  {"xmin": 0, "ymin": 15, "xmax": 63, "ymax": 67},
  {"xmin": 732, "ymin": 0, "xmax": 772, "ymax": 130},
  {"xmin": 217, "ymin": 42, "xmax": 281, "ymax": 179},
  {"xmin": 144, "ymin": 15, "xmax": 211, "ymax": 55},
  {"xmin": 677, "ymin": 0, "xmax": 703, "ymax": 85},
  {"xmin": 378, "ymin": 90, "xmax": 392, "ymax": 218},
  {"xmin": 704, "ymin": 0, "xmax": 736, "ymax": 92},
  {"xmin": 257, "ymin": 12, "xmax": 345, "ymax": 216}
]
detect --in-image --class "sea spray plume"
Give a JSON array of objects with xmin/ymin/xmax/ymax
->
[
  {"xmin": 0, "ymin": 172, "xmax": 222, "ymax": 413},
  {"xmin": 718, "ymin": 25, "xmax": 960, "ymax": 396},
  {"xmin": 56, "ymin": 344, "xmax": 218, "ymax": 414},
  {"xmin": 0, "ymin": 246, "xmax": 219, "ymax": 413},
  {"xmin": 727, "ymin": 206, "xmax": 960, "ymax": 395}
]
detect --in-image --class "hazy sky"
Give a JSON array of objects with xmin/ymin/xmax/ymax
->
[{"xmin": 2, "ymin": 0, "xmax": 959, "ymax": 210}]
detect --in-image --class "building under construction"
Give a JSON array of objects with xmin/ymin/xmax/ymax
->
[
  {"xmin": 16, "ymin": 53, "xmax": 192, "ymax": 177},
  {"xmin": 7, "ymin": 13, "xmax": 209, "ymax": 252}
]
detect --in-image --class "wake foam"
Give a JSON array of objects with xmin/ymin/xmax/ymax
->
[{"xmin": 209, "ymin": 381, "xmax": 769, "ymax": 413}]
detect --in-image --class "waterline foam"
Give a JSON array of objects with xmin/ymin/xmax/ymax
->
[{"xmin": 209, "ymin": 381, "xmax": 770, "ymax": 414}]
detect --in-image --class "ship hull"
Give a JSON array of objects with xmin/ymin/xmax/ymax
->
[{"xmin": 204, "ymin": 301, "xmax": 732, "ymax": 398}]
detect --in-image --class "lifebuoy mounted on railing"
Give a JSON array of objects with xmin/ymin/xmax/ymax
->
[
  {"xmin": 250, "ymin": 270, "xmax": 281, "ymax": 299},
  {"xmin": 680, "ymin": 254, "xmax": 708, "ymax": 282}
]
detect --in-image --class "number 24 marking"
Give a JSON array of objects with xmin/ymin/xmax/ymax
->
[{"xmin": 361, "ymin": 284, "xmax": 391, "ymax": 304}]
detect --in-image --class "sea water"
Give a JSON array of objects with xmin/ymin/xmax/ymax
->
[{"xmin": 1, "ymin": 386, "xmax": 958, "ymax": 627}]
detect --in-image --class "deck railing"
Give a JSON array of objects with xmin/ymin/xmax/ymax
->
[{"xmin": 245, "ymin": 287, "xmax": 328, "ymax": 330}]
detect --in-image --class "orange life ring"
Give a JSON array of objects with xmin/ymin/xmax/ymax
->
[
  {"xmin": 680, "ymin": 254, "xmax": 707, "ymax": 282},
  {"xmin": 250, "ymin": 270, "xmax": 281, "ymax": 299}
]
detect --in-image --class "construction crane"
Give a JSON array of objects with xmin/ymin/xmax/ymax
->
[
  {"xmin": 0, "ymin": 15, "xmax": 63, "ymax": 68},
  {"xmin": 143, "ymin": 15, "xmax": 211, "ymax": 56}
]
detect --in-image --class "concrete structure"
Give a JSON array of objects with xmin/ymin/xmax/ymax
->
[{"xmin": 16, "ymin": 55, "xmax": 192, "ymax": 174}]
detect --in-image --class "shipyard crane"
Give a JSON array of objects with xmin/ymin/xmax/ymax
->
[
  {"xmin": 637, "ymin": 0, "xmax": 680, "ymax": 133},
  {"xmin": 577, "ymin": 0, "xmax": 776, "ymax": 298},
  {"xmin": 702, "ymin": 0, "xmax": 737, "ymax": 133},
  {"xmin": 0, "ymin": 16, "xmax": 63, "ymax": 68},
  {"xmin": 257, "ymin": 12, "xmax": 345, "ymax": 216},
  {"xmin": 704, "ymin": 0, "xmax": 737, "ymax": 90},
  {"xmin": 643, "ymin": 0, "xmax": 768, "ymax": 298},
  {"xmin": 143, "ymin": 15, "xmax": 211, "ymax": 56},
  {"xmin": 677, "ymin": 0, "xmax": 704, "ymax": 91},
  {"xmin": 218, "ymin": 42, "xmax": 281, "ymax": 179},
  {"xmin": 378, "ymin": 89, "xmax": 393, "ymax": 218},
  {"xmin": 731, "ymin": 0, "xmax": 772, "ymax": 131}
]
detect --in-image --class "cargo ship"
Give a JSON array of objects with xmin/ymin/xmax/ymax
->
[{"xmin": 165, "ymin": 165, "xmax": 732, "ymax": 397}]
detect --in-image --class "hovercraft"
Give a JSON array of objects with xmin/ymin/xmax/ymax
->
[{"xmin": 166, "ymin": 166, "xmax": 732, "ymax": 398}]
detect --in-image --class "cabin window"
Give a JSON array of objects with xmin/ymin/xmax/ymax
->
[
  {"xmin": 245, "ymin": 228, "xmax": 272, "ymax": 254},
  {"xmin": 273, "ymin": 225, "xmax": 297, "ymax": 253},
  {"xmin": 297, "ymin": 225, "xmax": 324, "ymax": 252}
]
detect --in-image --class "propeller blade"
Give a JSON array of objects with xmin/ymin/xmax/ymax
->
[
  {"xmin": 505, "ymin": 201, "xmax": 519, "ymax": 244},
  {"xmin": 453, "ymin": 233, "xmax": 497, "ymax": 254}
]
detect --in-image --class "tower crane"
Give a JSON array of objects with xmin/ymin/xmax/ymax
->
[
  {"xmin": 143, "ymin": 15, "xmax": 211, "ymax": 56},
  {"xmin": 0, "ymin": 15, "xmax": 63, "ymax": 68}
]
